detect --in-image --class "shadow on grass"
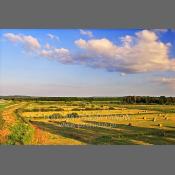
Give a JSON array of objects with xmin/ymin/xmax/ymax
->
[{"xmin": 30, "ymin": 120, "xmax": 175, "ymax": 145}]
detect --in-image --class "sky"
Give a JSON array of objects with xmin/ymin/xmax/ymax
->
[{"xmin": 0, "ymin": 29, "xmax": 175, "ymax": 97}]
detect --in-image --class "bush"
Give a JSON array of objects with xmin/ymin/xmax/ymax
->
[
  {"xmin": 66, "ymin": 113, "xmax": 79, "ymax": 118},
  {"xmin": 7, "ymin": 123, "xmax": 34, "ymax": 145}
]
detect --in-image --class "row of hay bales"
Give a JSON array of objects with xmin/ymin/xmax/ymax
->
[
  {"xmin": 128, "ymin": 122, "xmax": 163, "ymax": 127},
  {"xmin": 128, "ymin": 114, "xmax": 170, "ymax": 127}
]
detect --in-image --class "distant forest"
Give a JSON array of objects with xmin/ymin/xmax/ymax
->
[{"xmin": 1, "ymin": 96, "xmax": 175, "ymax": 104}]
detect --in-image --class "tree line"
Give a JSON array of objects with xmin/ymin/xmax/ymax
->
[
  {"xmin": 1, "ymin": 96, "xmax": 175, "ymax": 104},
  {"xmin": 122, "ymin": 96, "xmax": 175, "ymax": 104},
  {"xmin": 0, "ymin": 96, "xmax": 122, "ymax": 102}
]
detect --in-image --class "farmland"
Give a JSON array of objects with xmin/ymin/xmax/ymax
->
[{"xmin": 0, "ymin": 98, "xmax": 175, "ymax": 145}]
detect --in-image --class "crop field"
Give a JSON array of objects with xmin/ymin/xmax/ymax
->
[{"xmin": 0, "ymin": 99, "xmax": 174, "ymax": 145}]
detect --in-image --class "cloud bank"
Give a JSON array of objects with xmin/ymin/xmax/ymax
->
[
  {"xmin": 4, "ymin": 30, "xmax": 175, "ymax": 74},
  {"xmin": 74, "ymin": 30, "xmax": 175, "ymax": 73}
]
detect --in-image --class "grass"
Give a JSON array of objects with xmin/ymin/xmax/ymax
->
[
  {"xmin": 121, "ymin": 104, "xmax": 175, "ymax": 113},
  {"xmin": 7, "ymin": 122, "xmax": 34, "ymax": 145},
  {"xmin": 0, "ymin": 103, "xmax": 8, "ymax": 129},
  {"xmin": 1, "ymin": 100, "xmax": 175, "ymax": 145}
]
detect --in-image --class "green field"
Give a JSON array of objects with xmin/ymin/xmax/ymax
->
[{"xmin": 0, "ymin": 99, "xmax": 175, "ymax": 145}]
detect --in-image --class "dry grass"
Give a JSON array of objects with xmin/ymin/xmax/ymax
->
[{"xmin": 1, "ymin": 101, "xmax": 175, "ymax": 145}]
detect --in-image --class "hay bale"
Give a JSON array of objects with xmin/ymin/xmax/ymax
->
[
  {"xmin": 128, "ymin": 123, "xmax": 132, "ymax": 126},
  {"xmin": 158, "ymin": 123, "xmax": 162, "ymax": 127},
  {"xmin": 153, "ymin": 117, "xmax": 157, "ymax": 122},
  {"xmin": 165, "ymin": 117, "xmax": 168, "ymax": 120},
  {"xmin": 143, "ymin": 117, "xmax": 146, "ymax": 120}
]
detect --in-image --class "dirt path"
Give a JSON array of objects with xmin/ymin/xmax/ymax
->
[{"xmin": 0, "ymin": 102, "xmax": 84, "ymax": 145}]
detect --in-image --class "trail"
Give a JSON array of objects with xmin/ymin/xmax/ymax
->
[{"xmin": 0, "ymin": 102, "xmax": 84, "ymax": 145}]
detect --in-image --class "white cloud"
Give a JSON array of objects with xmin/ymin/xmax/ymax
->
[
  {"xmin": 3, "ymin": 30, "xmax": 175, "ymax": 75},
  {"xmin": 47, "ymin": 33, "xmax": 59, "ymax": 41},
  {"xmin": 4, "ymin": 33, "xmax": 41, "ymax": 50},
  {"xmin": 4, "ymin": 32, "xmax": 72, "ymax": 64},
  {"xmin": 39, "ymin": 47, "xmax": 73, "ymax": 64},
  {"xmin": 74, "ymin": 30, "xmax": 175, "ymax": 73},
  {"xmin": 80, "ymin": 29, "xmax": 93, "ymax": 38}
]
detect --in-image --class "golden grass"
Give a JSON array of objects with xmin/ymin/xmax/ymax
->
[{"xmin": 1, "ymin": 101, "xmax": 175, "ymax": 145}]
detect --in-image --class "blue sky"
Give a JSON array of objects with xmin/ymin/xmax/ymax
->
[{"xmin": 0, "ymin": 29, "xmax": 175, "ymax": 96}]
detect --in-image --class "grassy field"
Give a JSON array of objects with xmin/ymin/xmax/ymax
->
[{"xmin": 0, "ymin": 100, "xmax": 175, "ymax": 145}]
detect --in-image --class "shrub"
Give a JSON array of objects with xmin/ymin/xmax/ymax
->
[
  {"xmin": 67, "ymin": 113, "xmax": 79, "ymax": 118},
  {"xmin": 7, "ymin": 123, "xmax": 34, "ymax": 145}
]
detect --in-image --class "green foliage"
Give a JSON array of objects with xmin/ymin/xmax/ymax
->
[
  {"xmin": 66, "ymin": 113, "xmax": 79, "ymax": 118},
  {"xmin": 123, "ymin": 96, "xmax": 175, "ymax": 104},
  {"xmin": 7, "ymin": 123, "xmax": 34, "ymax": 145}
]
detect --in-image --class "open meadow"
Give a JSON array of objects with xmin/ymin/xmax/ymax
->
[{"xmin": 0, "ymin": 98, "xmax": 175, "ymax": 145}]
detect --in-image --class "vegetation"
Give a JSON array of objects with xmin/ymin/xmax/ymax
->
[
  {"xmin": 0, "ymin": 104, "xmax": 5, "ymax": 130},
  {"xmin": 123, "ymin": 96, "xmax": 175, "ymax": 104},
  {"xmin": 0, "ymin": 97, "xmax": 175, "ymax": 145},
  {"xmin": 7, "ymin": 123, "xmax": 34, "ymax": 145},
  {"xmin": 1, "ymin": 95, "xmax": 175, "ymax": 104}
]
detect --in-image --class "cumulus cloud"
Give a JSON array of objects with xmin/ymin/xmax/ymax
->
[
  {"xmin": 39, "ymin": 48, "xmax": 73, "ymax": 64},
  {"xmin": 4, "ymin": 32, "xmax": 72, "ymax": 64},
  {"xmin": 47, "ymin": 33, "xmax": 59, "ymax": 41},
  {"xmin": 4, "ymin": 33, "xmax": 41, "ymax": 50},
  {"xmin": 80, "ymin": 29, "xmax": 93, "ymax": 38},
  {"xmin": 3, "ymin": 30, "xmax": 175, "ymax": 74},
  {"xmin": 74, "ymin": 30, "xmax": 175, "ymax": 73}
]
